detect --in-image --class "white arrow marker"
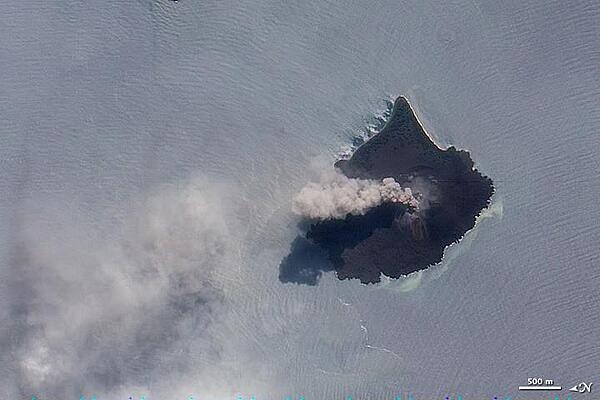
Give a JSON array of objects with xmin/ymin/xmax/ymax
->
[{"xmin": 570, "ymin": 382, "xmax": 593, "ymax": 393}]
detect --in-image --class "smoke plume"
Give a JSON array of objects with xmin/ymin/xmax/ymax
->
[
  {"xmin": 1, "ymin": 177, "xmax": 242, "ymax": 398},
  {"xmin": 292, "ymin": 170, "xmax": 419, "ymax": 220}
]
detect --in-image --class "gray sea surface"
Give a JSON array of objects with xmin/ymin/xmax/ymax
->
[{"xmin": 1, "ymin": 0, "xmax": 599, "ymax": 399}]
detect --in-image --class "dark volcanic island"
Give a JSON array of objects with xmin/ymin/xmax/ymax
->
[{"xmin": 280, "ymin": 96, "xmax": 494, "ymax": 285}]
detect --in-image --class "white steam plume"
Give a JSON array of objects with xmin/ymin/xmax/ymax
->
[{"xmin": 292, "ymin": 170, "xmax": 419, "ymax": 220}]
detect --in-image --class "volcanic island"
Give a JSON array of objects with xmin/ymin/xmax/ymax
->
[{"xmin": 280, "ymin": 96, "xmax": 494, "ymax": 285}]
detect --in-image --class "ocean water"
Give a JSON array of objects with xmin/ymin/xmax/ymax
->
[{"xmin": 1, "ymin": 0, "xmax": 599, "ymax": 399}]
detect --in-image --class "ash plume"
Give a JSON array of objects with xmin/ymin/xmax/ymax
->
[
  {"xmin": 292, "ymin": 170, "xmax": 419, "ymax": 220},
  {"xmin": 1, "ymin": 177, "xmax": 242, "ymax": 398}
]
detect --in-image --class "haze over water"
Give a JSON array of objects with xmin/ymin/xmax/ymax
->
[{"xmin": 1, "ymin": 1, "xmax": 599, "ymax": 399}]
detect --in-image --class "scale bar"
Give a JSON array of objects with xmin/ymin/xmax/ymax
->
[{"xmin": 518, "ymin": 386, "xmax": 562, "ymax": 391}]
